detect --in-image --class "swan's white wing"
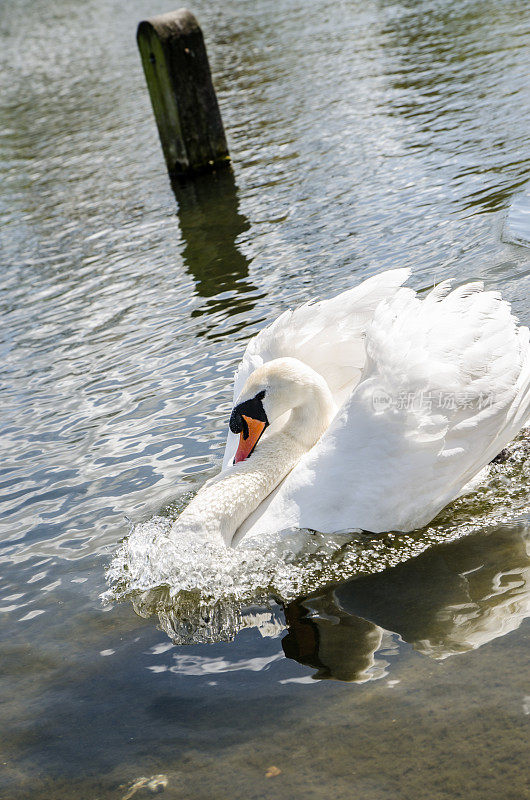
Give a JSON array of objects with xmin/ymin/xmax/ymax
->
[
  {"xmin": 237, "ymin": 282, "xmax": 530, "ymax": 540},
  {"xmin": 222, "ymin": 268, "xmax": 411, "ymax": 468}
]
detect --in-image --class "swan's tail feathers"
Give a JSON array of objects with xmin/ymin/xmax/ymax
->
[{"xmin": 353, "ymin": 281, "xmax": 530, "ymax": 524}]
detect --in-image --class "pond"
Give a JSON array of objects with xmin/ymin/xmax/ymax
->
[{"xmin": 1, "ymin": 0, "xmax": 529, "ymax": 798}]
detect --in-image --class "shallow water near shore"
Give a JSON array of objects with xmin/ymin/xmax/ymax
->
[{"xmin": 1, "ymin": 0, "xmax": 530, "ymax": 798}]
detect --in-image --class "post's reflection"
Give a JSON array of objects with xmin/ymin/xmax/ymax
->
[
  {"xmin": 282, "ymin": 525, "xmax": 529, "ymax": 682},
  {"xmin": 171, "ymin": 168, "xmax": 258, "ymax": 322}
]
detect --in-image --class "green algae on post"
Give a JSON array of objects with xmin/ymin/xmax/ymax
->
[{"xmin": 137, "ymin": 8, "xmax": 230, "ymax": 178}]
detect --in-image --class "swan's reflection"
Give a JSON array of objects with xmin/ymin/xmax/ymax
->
[
  {"xmin": 282, "ymin": 525, "xmax": 530, "ymax": 682},
  {"xmin": 171, "ymin": 169, "xmax": 258, "ymax": 324}
]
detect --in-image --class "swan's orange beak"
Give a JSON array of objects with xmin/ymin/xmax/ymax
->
[{"xmin": 234, "ymin": 415, "xmax": 267, "ymax": 463}]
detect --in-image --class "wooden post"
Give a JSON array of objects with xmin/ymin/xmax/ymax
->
[{"xmin": 137, "ymin": 9, "xmax": 230, "ymax": 178}]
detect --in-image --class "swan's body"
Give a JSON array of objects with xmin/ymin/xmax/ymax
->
[{"xmin": 171, "ymin": 269, "xmax": 530, "ymax": 548}]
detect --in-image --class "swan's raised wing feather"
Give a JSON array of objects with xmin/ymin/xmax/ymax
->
[
  {"xmin": 222, "ymin": 268, "xmax": 411, "ymax": 468},
  {"xmin": 237, "ymin": 283, "xmax": 530, "ymax": 539}
]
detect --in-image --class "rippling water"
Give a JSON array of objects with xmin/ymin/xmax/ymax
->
[{"xmin": 1, "ymin": 0, "xmax": 530, "ymax": 798}]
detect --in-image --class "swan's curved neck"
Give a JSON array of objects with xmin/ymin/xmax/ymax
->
[{"xmin": 171, "ymin": 362, "xmax": 335, "ymax": 547}]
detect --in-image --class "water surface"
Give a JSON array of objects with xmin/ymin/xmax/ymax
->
[{"xmin": 1, "ymin": 0, "xmax": 530, "ymax": 798}]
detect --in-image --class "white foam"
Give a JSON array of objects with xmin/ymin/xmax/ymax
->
[{"xmin": 103, "ymin": 434, "xmax": 530, "ymax": 644}]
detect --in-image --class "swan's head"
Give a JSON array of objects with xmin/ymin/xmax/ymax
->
[{"xmin": 229, "ymin": 357, "xmax": 335, "ymax": 464}]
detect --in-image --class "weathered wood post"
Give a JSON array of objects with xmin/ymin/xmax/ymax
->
[{"xmin": 137, "ymin": 9, "xmax": 230, "ymax": 178}]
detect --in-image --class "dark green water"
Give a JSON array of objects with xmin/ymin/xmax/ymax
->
[{"xmin": 1, "ymin": 1, "xmax": 529, "ymax": 798}]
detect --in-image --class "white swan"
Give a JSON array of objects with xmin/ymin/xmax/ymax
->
[{"xmin": 171, "ymin": 268, "xmax": 530, "ymax": 548}]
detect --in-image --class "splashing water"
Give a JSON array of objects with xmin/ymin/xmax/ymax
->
[{"xmin": 103, "ymin": 433, "xmax": 530, "ymax": 644}]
